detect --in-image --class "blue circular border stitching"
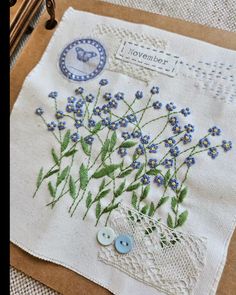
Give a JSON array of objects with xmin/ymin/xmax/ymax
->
[{"xmin": 59, "ymin": 38, "xmax": 107, "ymax": 82}]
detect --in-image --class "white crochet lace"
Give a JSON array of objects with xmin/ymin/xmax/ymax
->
[{"xmin": 98, "ymin": 204, "xmax": 207, "ymax": 295}]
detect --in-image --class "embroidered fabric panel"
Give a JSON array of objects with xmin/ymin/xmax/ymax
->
[{"xmin": 98, "ymin": 204, "xmax": 207, "ymax": 295}]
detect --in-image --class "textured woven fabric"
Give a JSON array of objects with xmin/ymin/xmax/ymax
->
[{"xmin": 104, "ymin": 0, "xmax": 236, "ymax": 32}]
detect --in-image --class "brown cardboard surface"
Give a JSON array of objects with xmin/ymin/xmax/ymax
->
[{"xmin": 10, "ymin": 0, "xmax": 236, "ymax": 294}]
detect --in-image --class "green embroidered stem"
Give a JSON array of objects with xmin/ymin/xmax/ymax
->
[
  {"xmin": 40, "ymin": 115, "xmax": 61, "ymax": 144},
  {"xmin": 148, "ymin": 113, "xmax": 170, "ymax": 145},
  {"xmin": 140, "ymin": 111, "xmax": 179, "ymax": 129},
  {"xmin": 88, "ymin": 86, "xmax": 101, "ymax": 121}
]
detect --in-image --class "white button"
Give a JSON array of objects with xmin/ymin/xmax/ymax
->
[{"xmin": 97, "ymin": 227, "xmax": 115, "ymax": 246}]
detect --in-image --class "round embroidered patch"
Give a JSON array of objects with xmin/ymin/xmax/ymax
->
[{"xmin": 59, "ymin": 38, "xmax": 106, "ymax": 82}]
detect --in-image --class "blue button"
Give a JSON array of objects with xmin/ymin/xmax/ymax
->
[{"xmin": 115, "ymin": 234, "xmax": 133, "ymax": 254}]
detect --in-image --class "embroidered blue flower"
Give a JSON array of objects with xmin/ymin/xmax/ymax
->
[
  {"xmin": 135, "ymin": 91, "xmax": 143, "ymax": 99},
  {"xmin": 108, "ymin": 99, "xmax": 118, "ymax": 109},
  {"xmin": 85, "ymin": 94, "xmax": 95, "ymax": 103},
  {"xmin": 141, "ymin": 174, "xmax": 150, "ymax": 185},
  {"xmin": 166, "ymin": 102, "xmax": 176, "ymax": 111},
  {"xmin": 99, "ymin": 79, "xmax": 108, "ymax": 86},
  {"xmin": 170, "ymin": 146, "xmax": 180, "ymax": 157},
  {"xmin": 93, "ymin": 106, "xmax": 102, "ymax": 116},
  {"xmin": 164, "ymin": 137, "xmax": 176, "ymax": 147},
  {"xmin": 152, "ymin": 101, "xmax": 162, "ymax": 110},
  {"xmin": 76, "ymin": 98, "xmax": 85, "ymax": 108},
  {"xmin": 150, "ymin": 86, "xmax": 159, "ymax": 94},
  {"xmin": 66, "ymin": 103, "xmax": 74, "ymax": 113},
  {"xmin": 118, "ymin": 147, "xmax": 127, "ymax": 157},
  {"xmin": 131, "ymin": 130, "xmax": 142, "ymax": 138},
  {"xmin": 169, "ymin": 178, "xmax": 179, "ymax": 191},
  {"xmin": 140, "ymin": 135, "xmax": 150, "ymax": 144},
  {"xmin": 181, "ymin": 133, "xmax": 192, "ymax": 144},
  {"xmin": 114, "ymin": 92, "xmax": 124, "ymax": 101},
  {"xmin": 135, "ymin": 144, "xmax": 145, "ymax": 155},
  {"xmin": 147, "ymin": 143, "xmax": 158, "ymax": 153},
  {"xmin": 127, "ymin": 114, "xmax": 137, "ymax": 123},
  {"xmin": 85, "ymin": 135, "xmax": 94, "ymax": 145},
  {"xmin": 103, "ymin": 92, "xmax": 112, "ymax": 101},
  {"xmin": 119, "ymin": 118, "xmax": 128, "ymax": 127},
  {"xmin": 148, "ymin": 158, "xmax": 158, "ymax": 169},
  {"xmin": 55, "ymin": 110, "xmax": 64, "ymax": 119},
  {"xmin": 71, "ymin": 133, "xmax": 80, "ymax": 142},
  {"xmin": 154, "ymin": 175, "xmax": 164, "ymax": 187},
  {"xmin": 75, "ymin": 87, "xmax": 84, "ymax": 95},
  {"xmin": 162, "ymin": 159, "xmax": 173, "ymax": 168},
  {"xmin": 74, "ymin": 108, "xmax": 84, "ymax": 117},
  {"xmin": 88, "ymin": 119, "xmax": 96, "ymax": 128},
  {"xmin": 208, "ymin": 147, "xmax": 219, "ymax": 159},
  {"xmin": 169, "ymin": 116, "xmax": 178, "ymax": 126},
  {"xmin": 184, "ymin": 124, "xmax": 194, "ymax": 133},
  {"xmin": 74, "ymin": 119, "xmax": 83, "ymax": 128},
  {"xmin": 198, "ymin": 137, "xmax": 210, "ymax": 148},
  {"xmin": 185, "ymin": 156, "xmax": 195, "ymax": 167},
  {"xmin": 58, "ymin": 121, "xmax": 66, "ymax": 130},
  {"xmin": 181, "ymin": 107, "xmax": 191, "ymax": 117},
  {"xmin": 47, "ymin": 121, "xmax": 57, "ymax": 131},
  {"xmin": 221, "ymin": 140, "xmax": 232, "ymax": 152},
  {"xmin": 108, "ymin": 121, "xmax": 119, "ymax": 130},
  {"xmin": 48, "ymin": 91, "xmax": 58, "ymax": 99},
  {"xmin": 131, "ymin": 160, "xmax": 141, "ymax": 169},
  {"xmin": 102, "ymin": 117, "xmax": 111, "ymax": 126},
  {"xmin": 122, "ymin": 131, "xmax": 131, "ymax": 140},
  {"xmin": 172, "ymin": 124, "xmax": 182, "ymax": 134},
  {"xmin": 208, "ymin": 126, "xmax": 221, "ymax": 136},
  {"xmin": 35, "ymin": 107, "xmax": 44, "ymax": 116},
  {"xmin": 67, "ymin": 96, "xmax": 76, "ymax": 103},
  {"xmin": 102, "ymin": 104, "xmax": 110, "ymax": 114}
]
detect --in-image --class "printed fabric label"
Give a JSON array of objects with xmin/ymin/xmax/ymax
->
[{"xmin": 116, "ymin": 40, "xmax": 179, "ymax": 77}]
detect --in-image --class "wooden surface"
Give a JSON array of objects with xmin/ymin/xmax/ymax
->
[{"xmin": 10, "ymin": 0, "xmax": 236, "ymax": 294}]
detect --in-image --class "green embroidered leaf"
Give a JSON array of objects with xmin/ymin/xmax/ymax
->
[
  {"xmin": 132, "ymin": 153, "xmax": 139, "ymax": 162},
  {"xmin": 146, "ymin": 169, "xmax": 162, "ymax": 176},
  {"xmin": 141, "ymin": 205, "xmax": 148, "ymax": 214},
  {"xmin": 56, "ymin": 166, "xmax": 69, "ymax": 186},
  {"xmin": 86, "ymin": 192, "xmax": 92, "ymax": 208},
  {"xmin": 99, "ymin": 179, "xmax": 106, "ymax": 192},
  {"xmin": 51, "ymin": 149, "xmax": 59, "ymax": 166},
  {"xmin": 79, "ymin": 163, "xmax": 88, "ymax": 190},
  {"xmin": 126, "ymin": 182, "xmax": 141, "ymax": 192},
  {"xmin": 69, "ymin": 176, "xmax": 76, "ymax": 199},
  {"xmin": 61, "ymin": 130, "xmax": 70, "ymax": 152},
  {"xmin": 48, "ymin": 181, "xmax": 55, "ymax": 198},
  {"xmin": 96, "ymin": 201, "xmax": 101, "ymax": 218},
  {"xmin": 95, "ymin": 189, "xmax": 110, "ymax": 201},
  {"xmin": 44, "ymin": 169, "xmax": 60, "ymax": 179},
  {"xmin": 64, "ymin": 149, "xmax": 78, "ymax": 157},
  {"xmin": 167, "ymin": 213, "xmax": 174, "ymax": 228},
  {"xmin": 140, "ymin": 184, "xmax": 150, "ymax": 201},
  {"xmin": 177, "ymin": 210, "xmax": 188, "ymax": 227},
  {"xmin": 148, "ymin": 202, "xmax": 155, "ymax": 217},
  {"xmin": 109, "ymin": 131, "xmax": 117, "ymax": 152},
  {"xmin": 131, "ymin": 192, "xmax": 138, "ymax": 209},
  {"xmin": 91, "ymin": 121, "xmax": 102, "ymax": 134},
  {"xmin": 156, "ymin": 196, "xmax": 169, "ymax": 208},
  {"xmin": 118, "ymin": 169, "xmax": 133, "ymax": 178},
  {"xmin": 103, "ymin": 202, "xmax": 119, "ymax": 213},
  {"xmin": 81, "ymin": 137, "xmax": 91, "ymax": 156},
  {"xmin": 92, "ymin": 164, "xmax": 120, "ymax": 178},
  {"xmin": 164, "ymin": 169, "xmax": 171, "ymax": 186},
  {"xmin": 114, "ymin": 181, "xmax": 126, "ymax": 197},
  {"xmin": 101, "ymin": 138, "xmax": 110, "ymax": 161},
  {"xmin": 36, "ymin": 167, "xmax": 43, "ymax": 188},
  {"xmin": 171, "ymin": 197, "xmax": 178, "ymax": 213},
  {"xmin": 134, "ymin": 165, "xmax": 144, "ymax": 180},
  {"xmin": 120, "ymin": 141, "xmax": 137, "ymax": 148},
  {"xmin": 178, "ymin": 187, "xmax": 188, "ymax": 203}
]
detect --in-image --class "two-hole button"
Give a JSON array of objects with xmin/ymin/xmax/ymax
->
[
  {"xmin": 97, "ymin": 227, "xmax": 116, "ymax": 246},
  {"xmin": 114, "ymin": 234, "xmax": 133, "ymax": 254}
]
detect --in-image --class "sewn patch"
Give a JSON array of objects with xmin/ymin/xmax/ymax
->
[
  {"xmin": 59, "ymin": 38, "xmax": 106, "ymax": 82},
  {"xmin": 116, "ymin": 40, "xmax": 179, "ymax": 77}
]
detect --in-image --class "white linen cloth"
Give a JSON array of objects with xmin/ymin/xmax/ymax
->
[{"xmin": 10, "ymin": 8, "xmax": 236, "ymax": 295}]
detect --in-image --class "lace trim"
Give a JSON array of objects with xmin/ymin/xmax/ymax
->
[{"xmin": 98, "ymin": 204, "xmax": 207, "ymax": 295}]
